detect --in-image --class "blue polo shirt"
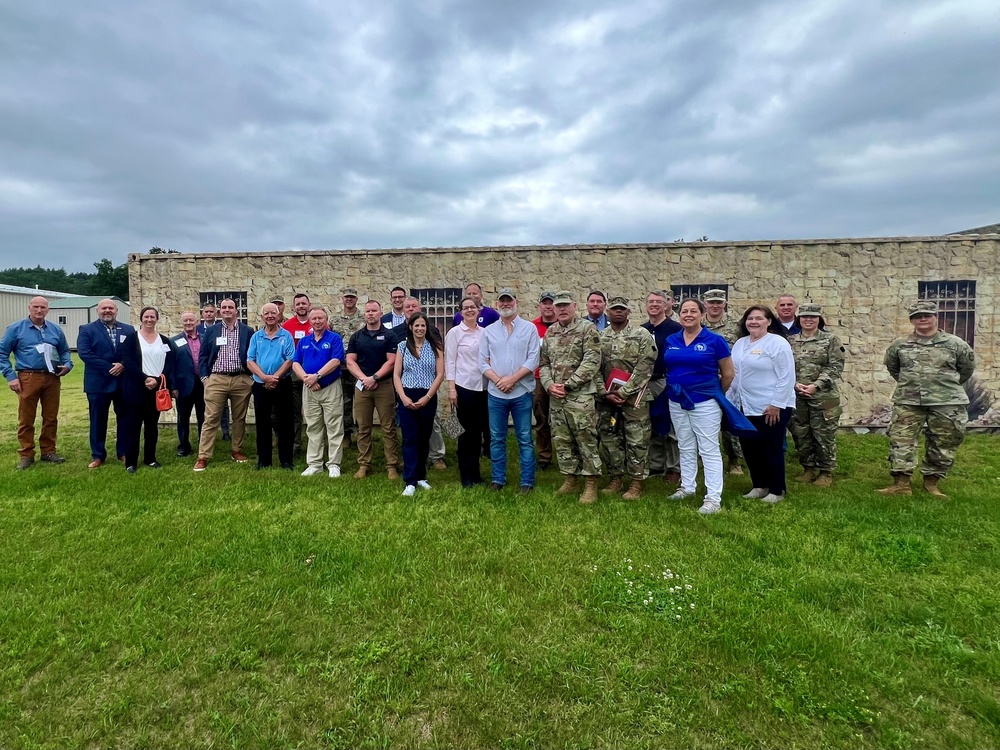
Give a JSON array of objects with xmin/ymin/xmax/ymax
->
[
  {"xmin": 663, "ymin": 328, "xmax": 731, "ymax": 403},
  {"xmin": 293, "ymin": 329, "xmax": 344, "ymax": 388},
  {"xmin": 247, "ymin": 327, "xmax": 295, "ymax": 383}
]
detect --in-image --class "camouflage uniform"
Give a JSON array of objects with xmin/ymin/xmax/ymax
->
[
  {"xmin": 705, "ymin": 313, "xmax": 743, "ymax": 465},
  {"xmin": 539, "ymin": 316, "xmax": 603, "ymax": 476},
  {"xmin": 330, "ymin": 307, "xmax": 365, "ymax": 437},
  {"xmin": 788, "ymin": 329, "xmax": 845, "ymax": 470},
  {"xmin": 597, "ymin": 322, "xmax": 657, "ymax": 480},
  {"xmin": 884, "ymin": 325, "xmax": 975, "ymax": 478}
]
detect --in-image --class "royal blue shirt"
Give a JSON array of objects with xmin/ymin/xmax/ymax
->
[
  {"xmin": 663, "ymin": 328, "xmax": 731, "ymax": 404},
  {"xmin": 293, "ymin": 330, "xmax": 344, "ymax": 388},
  {"xmin": 247, "ymin": 328, "xmax": 295, "ymax": 383},
  {"xmin": 0, "ymin": 319, "xmax": 73, "ymax": 381}
]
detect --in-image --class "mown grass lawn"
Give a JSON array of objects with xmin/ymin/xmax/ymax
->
[{"xmin": 0, "ymin": 361, "xmax": 998, "ymax": 748}]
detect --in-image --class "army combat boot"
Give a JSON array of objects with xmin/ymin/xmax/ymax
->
[
  {"xmin": 812, "ymin": 471, "xmax": 833, "ymax": 487},
  {"xmin": 877, "ymin": 474, "xmax": 911, "ymax": 496},
  {"xmin": 556, "ymin": 475, "xmax": 579, "ymax": 495},
  {"xmin": 621, "ymin": 478, "xmax": 643, "ymax": 501},
  {"xmin": 601, "ymin": 477, "xmax": 623, "ymax": 495},
  {"xmin": 923, "ymin": 475, "xmax": 948, "ymax": 498},
  {"xmin": 795, "ymin": 468, "xmax": 819, "ymax": 483},
  {"xmin": 579, "ymin": 477, "xmax": 599, "ymax": 505}
]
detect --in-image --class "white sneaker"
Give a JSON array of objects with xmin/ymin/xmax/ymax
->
[
  {"xmin": 761, "ymin": 492, "xmax": 784, "ymax": 504},
  {"xmin": 698, "ymin": 500, "xmax": 722, "ymax": 515},
  {"xmin": 328, "ymin": 465, "xmax": 341, "ymax": 478},
  {"xmin": 742, "ymin": 487, "xmax": 768, "ymax": 499},
  {"xmin": 301, "ymin": 466, "xmax": 323, "ymax": 476},
  {"xmin": 402, "ymin": 484, "xmax": 416, "ymax": 496},
  {"xmin": 667, "ymin": 489, "xmax": 693, "ymax": 500},
  {"xmin": 416, "ymin": 480, "xmax": 431, "ymax": 490}
]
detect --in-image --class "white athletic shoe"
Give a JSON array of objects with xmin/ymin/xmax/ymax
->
[
  {"xmin": 761, "ymin": 492, "xmax": 784, "ymax": 504},
  {"xmin": 328, "ymin": 465, "xmax": 341, "ymax": 478},
  {"xmin": 301, "ymin": 466, "xmax": 323, "ymax": 476},
  {"xmin": 742, "ymin": 487, "xmax": 768, "ymax": 499},
  {"xmin": 416, "ymin": 480, "xmax": 431, "ymax": 490},
  {"xmin": 402, "ymin": 485, "xmax": 416, "ymax": 496},
  {"xmin": 667, "ymin": 489, "xmax": 694, "ymax": 500},
  {"xmin": 698, "ymin": 500, "xmax": 722, "ymax": 514}
]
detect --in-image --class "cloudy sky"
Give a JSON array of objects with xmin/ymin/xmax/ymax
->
[{"xmin": 1, "ymin": 0, "xmax": 998, "ymax": 271}]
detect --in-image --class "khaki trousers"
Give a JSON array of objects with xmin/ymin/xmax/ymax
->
[
  {"xmin": 354, "ymin": 384, "xmax": 400, "ymax": 470},
  {"xmin": 198, "ymin": 373, "xmax": 253, "ymax": 459},
  {"xmin": 303, "ymin": 382, "xmax": 345, "ymax": 469}
]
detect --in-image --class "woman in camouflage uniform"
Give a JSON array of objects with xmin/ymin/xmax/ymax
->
[{"xmin": 788, "ymin": 304, "xmax": 845, "ymax": 487}]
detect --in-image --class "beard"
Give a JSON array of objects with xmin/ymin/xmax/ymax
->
[{"xmin": 499, "ymin": 307, "xmax": 517, "ymax": 319}]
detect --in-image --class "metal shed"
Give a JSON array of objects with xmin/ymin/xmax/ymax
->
[{"xmin": 47, "ymin": 296, "xmax": 131, "ymax": 350}]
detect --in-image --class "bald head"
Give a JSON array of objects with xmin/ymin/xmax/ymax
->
[
  {"xmin": 28, "ymin": 297, "xmax": 49, "ymax": 325},
  {"xmin": 97, "ymin": 299, "xmax": 118, "ymax": 324}
]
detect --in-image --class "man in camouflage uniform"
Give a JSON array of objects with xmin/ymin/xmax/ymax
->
[
  {"xmin": 596, "ymin": 297, "xmax": 657, "ymax": 500},
  {"xmin": 788, "ymin": 304, "xmax": 845, "ymax": 487},
  {"xmin": 703, "ymin": 288, "xmax": 744, "ymax": 474},
  {"xmin": 539, "ymin": 291, "xmax": 603, "ymax": 504},
  {"xmin": 329, "ymin": 288, "xmax": 366, "ymax": 451},
  {"xmin": 878, "ymin": 300, "xmax": 975, "ymax": 498}
]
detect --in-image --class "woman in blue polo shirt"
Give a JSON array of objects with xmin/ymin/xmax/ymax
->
[
  {"xmin": 393, "ymin": 312, "xmax": 445, "ymax": 496},
  {"xmin": 662, "ymin": 298, "xmax": 735, "ymax": 514}
]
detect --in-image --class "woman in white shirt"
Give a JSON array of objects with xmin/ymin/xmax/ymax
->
[
  {"xmin": 446, "ymin": 297, "xmax": 489, "ymax": 488},
  {"xmin": 121, "ymin": 306, "xmax": 176, "ymax": 474},
  {"xmin": 727, "ymin": 305, "xmax": 796, "ymax": 503}
]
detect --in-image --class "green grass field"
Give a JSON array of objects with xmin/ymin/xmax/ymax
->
[{"xmin": 1, "ymin": 361, "xmax": 998, "ymax": 748}]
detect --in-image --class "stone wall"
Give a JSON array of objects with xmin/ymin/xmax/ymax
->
[{"xmin": 128, "ymin": 235, "xmax": 999, "ymax": 424}]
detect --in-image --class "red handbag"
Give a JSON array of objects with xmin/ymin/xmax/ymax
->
[{"xmin": 155, "ymin": 374, "xmax": 173, "ymax": 411}]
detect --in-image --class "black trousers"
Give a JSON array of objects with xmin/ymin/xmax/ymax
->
[
  {"xmin": 253, "ymin": 378, "xmax": 294, "ymax": 467},
  {"xmin": 176, "ymin": 379, "xmax": 205, "ymax": 454},
  {"xmin": 456, "ymin": 385, "xmax": 488, "ymax": 485},
  {"xmin": 739, "ymin": 408, "xmax": 793, "ymax": 495},
  {"xmin": 399, "ymin": 387, "xmax": 436, "ymax": 485},
  {"xmin": 124, "ymin": 388, "xmax": 162, "ymax": 468}
]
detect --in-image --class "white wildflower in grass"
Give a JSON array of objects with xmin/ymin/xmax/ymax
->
[{"xmin": 589, "ymin": 559, "xmax": 698, "ymax": 622}]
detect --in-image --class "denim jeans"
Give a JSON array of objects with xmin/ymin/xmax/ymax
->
[{"xmin": 488, "ymin": 392, "xmax": 536, "ymax": 488}]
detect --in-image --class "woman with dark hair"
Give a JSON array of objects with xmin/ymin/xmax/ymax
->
[
  {"xmin": 662, "ymin": 298, "xmax": 738, "ymax": 514},
  {"xmin": 788, "ymin": 303, "xmax": 845, "ymax": 487},
  {"xmin": 121, "ymin": 306, "xmax": 175, "ymax": 473},
  {"xmin": 393, "ymin": 312, "xmax": 445, "ymax": 496},
  {"xmin": 726, "ymin": 305, "xmax": 796, "ymax": 503},
  {"xmin": 446, "ymin": 296, "xmax": 489, "ymax": 487}
]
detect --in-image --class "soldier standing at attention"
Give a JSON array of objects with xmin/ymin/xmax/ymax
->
[
  {"xmin": 539, "ymin": 291, "xmax": 603, "ymax": 504},
  {"xmin": 788, "ymin": 304, "xmax": 845, "ymax": 487},
  {"xmin": 878, "ymin": 300, "xmax": 975, "ymax": 498},
  {"xmin": 596, "ymin": 297, "xmax": 657, "ymax": 500},
  {"xmin": 703, "ymin": 288, "xmax": 744, "ymax": 475}
]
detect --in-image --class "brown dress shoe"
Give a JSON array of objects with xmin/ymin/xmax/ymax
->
[
  {"xmin": 193, "ymin": 458, "xmax": 208, "ymax": 472},
  {"xmin": 432, "ymin": 460, "xmax": 447, "ymax": 471},
  {"xmin": 231, "ymin": 452, "xmax": 249, "ymax": 463},
  {"xmin": 87, "ymin": 459, "xmax": 104, "ymax": 469},
  {"xmin": 664, "ymin": 471, "xmax": 681, "ymax": 484},
  {"xmin": 17, "ymin": 457, "xmax": 34, "ymax": 470}
]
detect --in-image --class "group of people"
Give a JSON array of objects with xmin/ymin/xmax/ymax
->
[{"xmin": 1, "ymin": 286, "xmax": 976, "ymax": 507}]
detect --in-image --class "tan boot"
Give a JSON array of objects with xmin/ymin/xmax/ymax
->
[
  {"xmin": 387, "ymin": 467, "xmax": 400, "ymax": 480},
  {"xmin": 923, "ymin": 475, "xmax": 948, "ymax": 498},
  {"xmin": 877, "ymin": 475, "xmax": 911, "ymax": 496},
  {"xmin": 354, "ymin": 466, "xmax": 369, "ymax": 479},
  {"xmin": 813, "ymin": 471, "xmax": 833, "ymax": 487},
  {"xmin": 601, "ymin": 477, "xmax": 623, "ymax": 495},
  {"xmin": 621, "ymin": 478, "xmax": 643, "ymax": 501},
  {"xmin": 795, "ymin": 468, "xmax": 819, "ymax": 483},
  {"xmin": 727, "ymin": 463, "xmax": 744, "ymax": 476},
  {"xmin": 556, "ymin": 475, "xmax": 579, "ymax": 495},
  {"xmin": 579, "ymin": 477, "xmax": 599, "ymax": 505}
]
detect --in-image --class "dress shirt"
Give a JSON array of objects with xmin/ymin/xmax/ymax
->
[
  {"xmin": 212, "ymin": 320, "xmax": 243, "ymax": 374},
  {"xmin": 479, "ymin": 315, "xmax": 540, "ymax": 400},
  {"xmin": 0, "ymin": 319, "xmax": 73, "ymax": 380},
  {"xmin": 727, "ymin": 333, "xmax": 797, "ymax": 414},
  {"xmin": 445, "ymin": 322, "xmax": 485, "ymax": 391}
]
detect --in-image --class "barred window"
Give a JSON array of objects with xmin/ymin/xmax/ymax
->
[
  {"xmin": 199, "ymin": 291, "xmax": 249, "ymax": 324},
  {"xmin": 671, "ymin": 283, "xmax": 729, "ymax": 303},
  {"xmin": 918, "ymin": 280, "xmax": 975, "ymax": 347},
  {"xmin": 411, "ymin": 287, "xmax": 462, "ymax": 335}
]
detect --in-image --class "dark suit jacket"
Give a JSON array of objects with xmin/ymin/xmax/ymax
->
[
  {"xmin": 198, "ymin": 321, "xmax": 255, "ymax": 378},
  {"xmin": 120, "ymin": 332, "xmax": 176, "ymax": 405},
  {"xmin": 78, "ymin": 320, "xmax": 136, "ymax": 394},
  {"xmin": 169, "ymin": 333, "xmax": 198, "ymax": 398}
]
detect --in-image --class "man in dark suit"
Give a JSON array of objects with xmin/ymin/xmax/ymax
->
[
  {"xmin": 78, "ymin": 299, "xmax": 135, "ymax": 468},
  {"xmin": 170, "ymin": 310, "xmax": 204, "ymax": 457},
  {"xmin": 193, "ymin": 298, "xmax": 255, "ymax": 471}
]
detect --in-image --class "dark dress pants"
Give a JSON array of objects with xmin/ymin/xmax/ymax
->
[
  {"xmin": 398, "ymin": 387, "xmax": 436, "ymax": 485},
  {"xmin": 739, "ymin": 408, "xmax": 794, "ymax": 495},
  {"xmin": 87, "ymin": 388, "xmax": 125, "ymax": 460},
  {"xmin": 456, "ymin": 385, "xmax": 488, "ymax": 485},
  {"xmin": 176, "ymin": 379, "xmax": 205, "ymax": 455},
  {"xmin": 124, "ymin": 388, "xmax": 162, "ymax": 468},
  {"xmin": 253, "ymin": 378, "xmax": 294, "ymax": 467}
]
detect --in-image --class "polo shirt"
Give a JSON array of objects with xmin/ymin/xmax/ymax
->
[
  {"xmin": 663, "ymin": 328, "xmax": 731, "ymax": 403},
  {"xmin": 641, "ymin": 318, "xmax": 683, "ymax": 376},
  {"xmin": 247, "ymin": 327, "xmax": 295, "ymax": 383},
  {"xmin": 293, "ymin": 330, "xmax": 344, "ymax": 388},
  {"xmin": 281, "ymin": 316, "xmax": 312, "ymax": 344},
  {"xmin": 347, "ymin": 325, "xmax": 396, "ymax": 377}
]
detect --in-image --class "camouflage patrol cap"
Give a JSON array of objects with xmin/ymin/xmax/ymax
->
[
  {"xmin": 270, "ymin": 295, "xmax": 285, "ymax": 304},
  {"xmin": 497, "ymin": 287, "xmax": 517, "ymax": 300},
  {"xmin": 538, "ymin": 290, "xmax": 556, "ymax": 303},
  {"xmin": 798, "ymin": 303, "xmax": 822, "ymax": 316},
  {"xmin": 341, "ymin": 287, "xmax": 359, "ymax": 298},
  {"xmin": 607, "ymin": 296, "xmax": 630, "ymax": 310},
  {"xmin": 553, "ymin": 290, "xmax": 575, "ymax": 305},
  {"xmin": 908, "ymin": 300, "xmax": 938, "ymax": 318},
  {"xmin": 703, "ymin": 288, "xmax": 727, "ymax": 302}
]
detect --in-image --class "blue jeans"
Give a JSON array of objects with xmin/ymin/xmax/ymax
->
[{"xmin": 488, "ymin": 392, "xmax": 536, "ymax": 488}]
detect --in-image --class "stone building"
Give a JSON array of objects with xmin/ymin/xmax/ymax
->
[{"xmin": 128, "ymin": 234, "xmax": 998, "ymax": 425}]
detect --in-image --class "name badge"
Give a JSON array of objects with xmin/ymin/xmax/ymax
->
[
  {"xmin": 294, "ymin": 331, "xmax": 305, "ymax": 339},
  {"xmin": 376, "ymin": 335, "xmax": 385, "ymax": 340},
  {"xmin": 750, "ymin": 349, "xmax": 763, "ymax": 355},
  {"xmin": 161, "ymin": 344, "xmax": 172, "ymax": 353},
  {"xmin": 216, "ymin": 337, "xmax": 228, "ymax": 346},
  {"xmin": 175, "ymin": 338, "xmax": 188, "ymax": 348},
  {"xmin": 119, "ymin": 334, "xmax": 127, "ymax": 343}
]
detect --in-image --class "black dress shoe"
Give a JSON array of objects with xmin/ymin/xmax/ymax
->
[
  {"xmin": 126, "ymin": 466, "xmax": 138, "ymax": 474},
  {"xmin": 280, "ymin": 463, "xmax": 294, "ymax": 470},
  {"xmin": 177, "ymin": 448, "xmax": 191, "ymax": 457},
  {"xmin": 489, "ymin": 482, "xmax": 504, "ymax": 491},
  {"xmin": 145, "ymin": 461, "xmax": 162, "ymax": 469},
  {"xmin": 519, "ymin": 485, "xmax": 533, "ymax": 494}
]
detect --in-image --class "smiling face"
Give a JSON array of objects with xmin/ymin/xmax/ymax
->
[
  {"xmin": 464, "ymin": 284, "xmax": 483, "ymax": 306},
  {"xmin": 182, "ymin": 311, "xmax": 197, "ymax": 334},
  {"xmin": 141, "ymin": 308, "xmax": 159, "ymax": 330},
  {"xmin": 799, "ymin": 315, "xmax": 820, "ymax": 334},
  {"xmin": 403, "ymin": 298, "xmax": 421, "ymax": 318},
  {"xmin": 679, "ymin": 300, "xmax": 703, "ymax": 330},
  {"xmin": 219, "ymin": 300, "xmax": 237, "ymax": 325},
  {"xmin": 410, "ymin": 317, "xmax": 427, "ymax": 338},
  {"xmin": 645, "ymin": 294, "xmax": 666, "ymax": 321},
  {"xmin": 460, "ymin": 299, "xmax": 478, "ymax": 324},
  {"xmin": 261, "ymin": 303, "xmax": 280, "ymax": 328},
  {"xmin": 587, "ymin": 293, "xmax": 606, "ymax": 318},
  {"xmin": 343, "ymin": 295, "xmax": 358, "ymax": 313},
  {"xmin": 911, "ymin": 312, "xmax": 939, "ymax": 337},
  {"xmin": 705, "ymin": 299, "xmax": 725, "ymax": 321},
  {"xmin": 97, "ymin": 299, "xmax": 118, "ymax": 324},
  {"xmin": 498, "ymin": 295, "xmax": 517, "ymax": 318},
  {"xmin": 309, "ymin": 308, "xmax": 328, "ymax": 334},
  {"xmin": 293, "ymin": 295, "xmax": 310, "ymax": 318},
  {"xmin": 776, "ymin": 295, "xmax": 797, "ymax": 323},
  {"xmin": 744, "ymin": 307, "xmax": 771, "ymax": 338},
  {"xmin": 390, "ymin": 289, "xmax": 406, "ymax": 312}
]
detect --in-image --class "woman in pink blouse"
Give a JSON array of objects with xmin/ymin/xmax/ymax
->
[{"xmin": 446, "ymin": 297, "xmax": 489, "ymax": 487}]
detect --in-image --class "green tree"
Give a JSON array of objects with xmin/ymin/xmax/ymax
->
[{"xmin": 89, "ymin": 259, "xmax": 129, "ymax": 300}]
